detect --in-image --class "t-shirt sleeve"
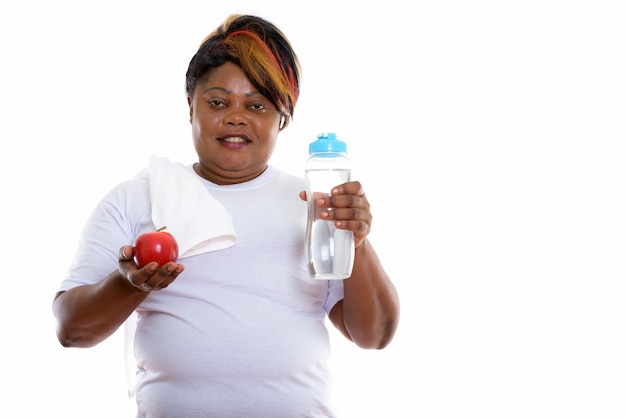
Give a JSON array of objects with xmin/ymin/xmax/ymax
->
[
  {"xmin": 323, "ymin": 279, "xmax": 344, "ymax": 314},
  {"xmin": 58, "ymin": 179, "xmax": 152, "ymax": 292}
]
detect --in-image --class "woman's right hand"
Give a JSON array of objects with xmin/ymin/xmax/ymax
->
[{"xmin": 118, "ymin": 245, "xmax": 185, "ymax": 292}]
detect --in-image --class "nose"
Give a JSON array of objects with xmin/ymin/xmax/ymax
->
[{"xmin": 224, "ymin": 106, "xmax": 248, "ymax": 126}]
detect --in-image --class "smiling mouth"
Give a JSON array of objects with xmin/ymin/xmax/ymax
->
[{"xmin": 221, "ymin": 137, "xmax": 248, "ymax": 143}]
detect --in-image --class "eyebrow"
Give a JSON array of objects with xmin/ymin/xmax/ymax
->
[{"xmin": 201, "ymin": 87, "xmax": 261, "ymax": 97}]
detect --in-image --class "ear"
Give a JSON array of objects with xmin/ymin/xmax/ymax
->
[
  {"xmin": 279, "ymin": 114, "xmax": 290, "ymax": 131},
  {"xmin": 187, "ymin": 96, "xmax": 193, "ymax": 123}
]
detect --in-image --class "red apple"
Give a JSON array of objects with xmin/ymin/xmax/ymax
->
[{"xmin": 134, "ymin": 226, "xmax": 179, "ymax": 267}]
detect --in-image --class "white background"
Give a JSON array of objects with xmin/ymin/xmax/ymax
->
[{"xmin": 1, "ymin": 1, "xmax": 625, "ymax": 417}]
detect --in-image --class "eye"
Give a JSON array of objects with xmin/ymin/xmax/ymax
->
[
  {"xmin": 207, "ymin": 98, "xmax": 226, "ymax": 108},
  {"xmin": 248, "ymin": 102, "xmax": 266, "ymax": 111}
]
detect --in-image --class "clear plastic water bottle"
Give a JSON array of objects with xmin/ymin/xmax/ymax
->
[{"xmin": 305, "ymin": 132, "xmax": 355, "ymax": 280}]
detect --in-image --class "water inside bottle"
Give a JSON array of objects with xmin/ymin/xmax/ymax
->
[
  {"xmin": 308, "ymin": 215, "xmax": 354, "ymax": 279},
  {"xmin": 305, "ymin": 168, "xmax": 355, "ymax": 279}
]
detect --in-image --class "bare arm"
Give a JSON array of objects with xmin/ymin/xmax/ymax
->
[
  {"xmin": 329, "ymin": 238, "xmax": 399, "ymax": 349},
  {"xmin": 53, "ymin": 245, "xmax": 184, "ymax": 348},
  {"xmin": 300, "ymin": 183, "xmax": 400, "ymax": 349}
]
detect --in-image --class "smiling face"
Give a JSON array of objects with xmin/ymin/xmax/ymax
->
[{"xmin": 188, "ymin": 61, "xmax": 283, "ymax": 185}]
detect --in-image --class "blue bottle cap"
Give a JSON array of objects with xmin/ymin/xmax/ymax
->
[{"xmin": 309, "ymin": 132, "xmax": 347, "ymax": 154}]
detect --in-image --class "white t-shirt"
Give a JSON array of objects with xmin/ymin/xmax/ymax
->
[{"xmin": 60, "ymin": 165, "xmax": 344, "ymax": 418}]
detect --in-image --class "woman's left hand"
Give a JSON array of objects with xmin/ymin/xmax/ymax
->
[{"xmin": 300, "ymin": 181, "xmax": 371, "ymax": 248}]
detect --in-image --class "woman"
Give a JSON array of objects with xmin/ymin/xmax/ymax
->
[{"xmin": 53, "ymin": 14, "xmax": 399, "ymax": 417}]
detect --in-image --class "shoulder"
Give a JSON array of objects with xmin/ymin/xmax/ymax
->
[
  {"xmin": 95, "ymin": 177, "xmax": 151, "ymax": 221},
  {"xmin": 272, "ymin": 167, "xmax": 305, "ymax": 189},
  {"xmin": 102, "ymin": 177, "xmax": 149, "ymax": 203}
]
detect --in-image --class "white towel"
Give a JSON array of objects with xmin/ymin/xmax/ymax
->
[{"xmin": 136, "ymin": 155, "xmax": 237, "ymax": 259}]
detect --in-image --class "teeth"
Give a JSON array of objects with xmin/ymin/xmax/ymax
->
[{"xmin": 223, "ymin": 137, "xmax": 246, "ymax": 143}]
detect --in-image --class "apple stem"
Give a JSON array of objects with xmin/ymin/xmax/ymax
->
[{"xmin": 157, "ymin": 226, "xmax": 167, "ymax": 232}]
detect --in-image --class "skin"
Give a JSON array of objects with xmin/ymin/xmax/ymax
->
[
  {"xmin": 189, "ymin": 62, "xmax": 282, "ymax": 185},
  {"xmin": 53, "ymin": 61, "xmax": 399, "ymax": 350}
]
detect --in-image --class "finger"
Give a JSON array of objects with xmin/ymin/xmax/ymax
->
[
  {"xmin": 138, "ymin": 276, "xmax": 174, "ymax": 292},
  {"xmin": 334, "ymin": 218, "xmax": 369, "ymax": 232},
  {"xmin": 138, "ymin": 263, "xmax": 185, "ymax": 291},
  {"xmin": 327, "ymin": 194, "xmax": 363, "ymax": 209},
  {"xmin": 325, "ymin": 206, "xmax": 367, "ymax": 221},
  {"xmin": 119, "ymin": 246, "xmax": 132, "ymax": 261},
  {"xmin": 331, "ymin": 181, "xmax": 364, "ymax": 197}
]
